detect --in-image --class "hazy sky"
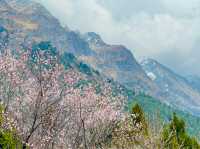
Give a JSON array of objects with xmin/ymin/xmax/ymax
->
[{"xmin": 37, "ymin": 0, "xmax": 200, "ymax": 76}]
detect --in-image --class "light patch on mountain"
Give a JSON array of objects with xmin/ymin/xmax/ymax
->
[{"xmin": 141, "ymin": 58, "xmax": 200, "ymax": 115}]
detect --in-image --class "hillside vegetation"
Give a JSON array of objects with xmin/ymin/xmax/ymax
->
[
  {"xmin": 128, "ymin": 94, "xmax": 200, "ymax": 138},
  {"xmin": 0, "ymin": 42, "xmax": 199, "ymax": 148}
]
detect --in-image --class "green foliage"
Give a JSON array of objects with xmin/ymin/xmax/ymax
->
[
  {"xmin": 0, "ymin": 131, "xmax": 23, "ymax": 149},
  {"xmin": 128, "ymin": 94, "xmax": 200, "ymax": 139},
  {"xmin": 31, "ymin": 41, "xmax": 58, "ymax": 62},
  {"xmin": 131, "ymin": 104, "xmax": 148, "ymax": 136},
  {"xmin": 162, "ymin": 113, "xmax": 200, "ymax": 149},
  {"xmin": 0, "ymin": 105, "xmax": 23, "ymax": 149},
  {"xmin": 74, "ymin": 79, "xmax": 91, "ymax": 89},
  {"xmin": 60, "ymin": 52, "xmax": 100, "ymax": 76},
  {"xmin": 78, "ymin": 62, "xmax": 92, "ymax": 75},
  {"xmin": 0, "ymin": 25, "xmax": 9, "ymax": 52},
  {"xmin": 60, "ymin": 52, "xmax": 76, "ymax": 69},
  {"xmin": 28, "ymin": 41, "xmax": 58, "ymax": 73},
  {"xmin": 0, "ymin": 105, "xmax": 4, "ymax": 127},
  {"xmin": 110, "ymin": 104, "xmax": 149, "ymax": 148},
  {"xmin": 0, "ymin": 26, "xmax": 6, "ymax": 33},
  {"xmin": 109, "ymin": 103, "xmax": 200, "ymax": 149}
]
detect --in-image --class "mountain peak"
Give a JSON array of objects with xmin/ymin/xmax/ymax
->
[
  {"xmin": 83, "ymin": 32, "xmax": 106, "ymax": 46},
  {"xmin": 140, "ymin": 58, "xmax": 159, "ymax": 67},
  {"xmin": 141, "ymin": 57, "xmax": 200, "ymax": 115}
]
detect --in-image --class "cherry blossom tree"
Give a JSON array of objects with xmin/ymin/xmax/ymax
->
[{"xmin": 0, "ymin": 42, "xmax": 124, "ymax": 148}]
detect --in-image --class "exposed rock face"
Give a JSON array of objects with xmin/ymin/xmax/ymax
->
[
  {"xmin": 81, "ymin": 32, "xmax": 159, "ymax": 95},
  {"xmin": 0, "ymin": 0, "xmax": 93, "ymax": 56},
  {"xmin": 141, "ymin": 58, "xmax": 200, "ymax": 115}
]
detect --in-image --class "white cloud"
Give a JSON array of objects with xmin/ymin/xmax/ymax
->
[
  {"xmin": 162, "ymin": 0, "xmax": 200, "ymax": 17},
  {"xmin": 37, "ymin": 0, "xmax": 200, "ymax": 75}
]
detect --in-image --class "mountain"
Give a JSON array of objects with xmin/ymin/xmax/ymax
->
[
  {"xmin": 186, "ymin": 75, "xmax": 200, "ymax": 92},
  {"xmin": 0, "ymin": 0, "xmax": 159, "ymax": 97},
  {"xmin": 81, "ymin": 32, "xmax": 159, "ymax": 95},
  {"xmin": 0, "ymin": 0, "xmax": 133, "ymax": 115},
  {"xmin": 0, "ymin": 0, "xmax": 94, "ymax": 55},
  {"xmin": 140, "ymin": 58, "xmax": 200, "ymax": 115},
  {"xmin": 2, "ymin": 0, "xmax": 200, "ymax": 115},
  {"xmin": 1, "ymin": 0, "xmax": 200, "ymax": 140}
]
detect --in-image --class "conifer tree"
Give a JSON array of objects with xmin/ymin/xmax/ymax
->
[
  {"xmin": 162, "ymin": 113, "xmax": 200, "ymax": 149},
  {"xmin": 131, "ymin": 103, "xmax": 148, "ymax": 136},
  {"xmin": 111, "ymin": 103, "xmax": 149, "ymax": 148}
]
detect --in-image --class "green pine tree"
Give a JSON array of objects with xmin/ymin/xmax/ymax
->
[
  {"xmin": 131, "ymin": 103, "xmax": 148, "ymax": 136},
  {"xmin": 162, "ymin": 113, "xmax": 200, "ymax": 149}
]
